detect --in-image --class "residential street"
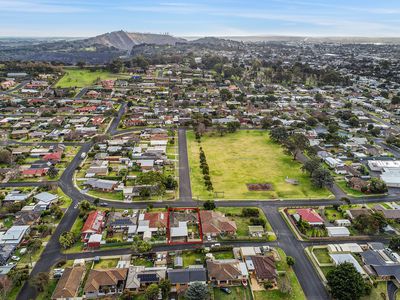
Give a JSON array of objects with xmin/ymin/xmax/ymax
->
[{"xmin": 13, "ymin": 105, "xmax": 398, "ymax": 300}]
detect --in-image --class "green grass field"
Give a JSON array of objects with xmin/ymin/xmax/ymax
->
[
  {"xmin": 187, "ymin": 130, "xmax": 331, "ymax": 199},
  {"xmin": 56, "ymin": 69, "xmax": 128, "ymax": 88}
]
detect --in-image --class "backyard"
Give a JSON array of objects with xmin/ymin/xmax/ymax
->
[
  {"xmin": 187, "ymin": 130, "xmax": 331, "ymax": 199},
  {"xmin": 214, "ymin": 286, "xmax": 252, "ymax": 300}
]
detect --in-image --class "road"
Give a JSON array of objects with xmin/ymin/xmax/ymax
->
[
  {"xmin": 178, "ymin": 128, "xmax": 192, "ymax": 201},
  {"xmin": 14, "ymin": 102, "xmax": 398, "ymax": 300}
]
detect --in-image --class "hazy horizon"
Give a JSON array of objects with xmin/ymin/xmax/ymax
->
[{"xmin": 1, "ymin": 0, "xmax": 400, "ymax": 37}]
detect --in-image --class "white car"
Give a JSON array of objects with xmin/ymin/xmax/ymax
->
[{"xmin": 11, "ymin": 256, "xmax": 20, "ymax": 261}]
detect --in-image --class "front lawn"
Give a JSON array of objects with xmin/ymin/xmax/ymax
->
[
  {"xmin": 182, "ymin": 251, "xmax": 204, "ymax": 267},
  {"xmin": 93, "ymin": 258, "xmax": 119, "ymax": 269},
  {"xmin": 216, "ymin": 207, "xmax": 276, "ymax": 241},
  {"xmin": 312, "ymin": 248, "xmax": 332, "ymax": 264},
  {"xmin": 187, "ymin": 130, "xmax": 331, "ymax": 199}
]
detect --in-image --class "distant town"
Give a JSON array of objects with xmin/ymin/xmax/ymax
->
[{"xmin": 0, "ymin": 34, "xmax": 400, "ymax": 300}]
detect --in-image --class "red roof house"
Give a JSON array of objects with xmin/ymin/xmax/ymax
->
[
  {"xmin": 43, "ymin": 151, "xmax": 62, "ymax": 162},
  {"xmin": 81, "ymin": 211, "xmax": 106, "ymax": 242},
  {"xmin": 143, "ymin": 212, "xmax": 168, "ymax": 229},
  {"xmin": 294, "ymin": 208, "xmax": 324, "ymax": 226},
  {"xmin": 21, "ymin": 168, "xmax": 47, "ymax": 177},
  {"xmin": 200, "ymin": 210, "xmax": 237, "ymax": 237}
]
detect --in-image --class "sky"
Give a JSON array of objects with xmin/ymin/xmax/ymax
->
[{"xmin": 1, "ymin": 0, "xmax": 400, "ymax": 37}]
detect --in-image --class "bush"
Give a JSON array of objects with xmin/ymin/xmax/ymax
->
[{"xmin": 242, "ymin": 208, "xmax": 260, "ymax": 217}]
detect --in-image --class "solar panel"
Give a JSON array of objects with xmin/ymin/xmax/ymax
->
[{"xmin": 138, "ymin": 273, "xmax": 159, "ymax": 282}]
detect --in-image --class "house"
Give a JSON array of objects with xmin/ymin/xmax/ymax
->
[
  {"xmin": 11, "ymin": 129, "xmax": 29, "ymax": 139},
  {"xmin": 200, "ymin": 210, "xmax": 237, "ymax": 237},
  {"xmin": 361, "ymin": 248, "xmax": 400, "ymax": 284},
  {"xmin": 167, "ymin": 267, "xmax": 207, "ymax": 293},
  {"xmin": 84, "ymin": 268, "xmax": 128, "ymax": 299},
  {"xmin": 34, "ymin": 192, "xmax": 58, "ymax": 205},
  {"xmin": 0, "ymin": 225, "xmax": 30, "ymax": 245},
  {"xmin": 87, "ymin": 234, "xmax": 102, "ymax": 249},
  {"xmin": 346, "ymin": 208, "xmax": 371, "ymax": 220},
  {"xmin": 326, "ymin": 226, "xmax": 350, "ymax": 237},
  {"xmin": 81, "ymin": 211, "xmax": 105, "ymax": 242},
  {"xmin": 43, "ymin": 152, "xmax": 62, "ymax": 163},
  {"xmin": 0, "ymin": 244, "xmax": 16, "ymax": 265},
  {"xmin": 85, "ymin": 178, "xmax": 119, "ymax": 192},
  {"xmin": 14, "ymin": 211, "xmax": 41, "ymax": 226},
  {"xmin": 125, "ymin": 266, "xmax": 166, "ymax": 291},
  {"xmin": 249, "ymin": 255, "xmax": 277, "ymax": 284},
  {"xmin": 206, "ymin": 259, "xmax": 248, "ymax": 286},
  {"xmin": 374, "ymin": 205, "xmax": 400, "ymax": 221},
  {"xmin": 330, "ymin": 253, "xmax": 366, "ymax": 276},
  {"xmin": 21, "ymin": 168, "xmax": 47, "ymax": 178},
  {"xmin": 334, "ymin": 219, "xmax": 351, "ymax": 227},
  {"xmin": 292, "ymin": 208, "xmax": 324, "ymax": 226},
  {"xmin": 51, "ymin": 266, "xmax": 85, "ymax": 300},
  {"xmin": 3, "ymin": 190, "xmax": 30, "ymax": 203},
  {"xmin": 107, "ymin": 211, "xmax": 138, "ymax": 233},
  {"xmin": 348, "ymin": 177, "xmax": 368, "ymax": 191}
]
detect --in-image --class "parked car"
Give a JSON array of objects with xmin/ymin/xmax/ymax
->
[
  {"xmin": 11, "ymin": 256, "xmax": 20, "ymax": 261},
  {"xmin": 220, "ymin": 287, "xmax": 231, "ymax": 294}
]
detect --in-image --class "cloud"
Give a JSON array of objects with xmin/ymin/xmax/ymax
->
[{"xmin": 0, "ymin": 0, "xmax": 88, "ymax": 13}]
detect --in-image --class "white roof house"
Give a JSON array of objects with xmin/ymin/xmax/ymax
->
[
  {"xmin": 34, "ymin": 192, "xmax": 58, "ymax": 204},
  {"xmin": 327, "ymin": 243, "xmax": 363, "ymax": 253},
  {"xmin": 170, "ymin": 222, "xmax": 188, "ymax": 238},
  {"xmin": 330, "ymin": 253, "xmax": 366, "ymax": 275},
  {"xmin": 326, "ymin": 226, "xmax": 350, "ymax": 237},
  {"xmin": 380, "ymin": 169, "xmax": 400, "ymax": 188},
  {"xmin": 0, "ymin": 225, "xmax": 30, "ymax": 245}
]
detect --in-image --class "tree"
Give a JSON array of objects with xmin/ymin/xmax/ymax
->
[
  {"xmin": 286, "ymin": 256, "xmax": 295, "ymax": 267},
  {"xmin": 145, "ymin": 283, "xmax": 159, "ymax": 300},
  {"xmin": 50, "ymin": 205, "xmax": 63, "ymax": 219},
  {"xmin": 311, "ymin": 168, "xmax": 333, "ymax": 188},
  {"xmin": 368, "ymin": 178, "xmax": 387, "ymax": 194},
  {"xmin": 47, "ymin": 165, "xmax": 59, "ymax": 179},
  {"xmin": 203, "ymin": 200, "xmax": 215, "ymax": 210},
  {"xmin": 159, "ymin": 278, "xmax": 171, "ymax": 299},
  {"xmin": 302, "ymin": 158, "xmax": 321, "ymax": 176},
  {"xmin": 27, "ymin": 238, "xmax": 41, "ymax": 253},
  {"xmin": 389, "ymin": 237, "xmax": 400, "ymax": 251},
  {"xmin": 285, "ymin": 133, "xmax": 309, "ymax": 160},
  {"xmin": 227, "ymin": 121, "xmax": 240, "ymax": 133},
  {"xmin": 315, "ymin": 93, "xmax": 323, "ymax": 102},
  {"xmin": 327, "ymin": 263, "xmax": 369, "ymax": 300},
  {"xmin": 132, "ymin": 236, "xmax": 152, "ymax": 253},
  {"xmin": 78, "ymin": 200, "xmax": 94, "ymax": 217},
  {"xmin": 59, "ymin": 231, "xmax": 75, "ymax": 249},
  {"xmin": 185, "ymin": 282, "xmax": 209, "ymax": 300},
  {"xmin": 270, "ymin": 127, "xmax": 288, "ymax": 144},
  {"xmin": 109, "ymin": 58, "xmax": 124, "ymax": 73},
  {"xmin": 29, "ymin": 272, "xmax": 49, "ymax": 292},
  {"xmin": 0, "ymin": 149, "xmax": 12, "ymax": 165},
  {"xmin": 8, "ymin": 268, "xmax": 29, "ymax": 286}
]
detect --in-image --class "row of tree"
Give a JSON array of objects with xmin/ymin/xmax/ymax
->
[{"xmin": 199, "ymin": 147, "xmax": 213, "ymax": 191}]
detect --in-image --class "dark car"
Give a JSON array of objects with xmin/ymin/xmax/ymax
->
[
  {"xmin": 220, "ymin": 287, "xmax": 231, "ymax": 294},
  {"xmin": 99, "ymin": 202, "xmax": 109, "ymax": 207}
]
